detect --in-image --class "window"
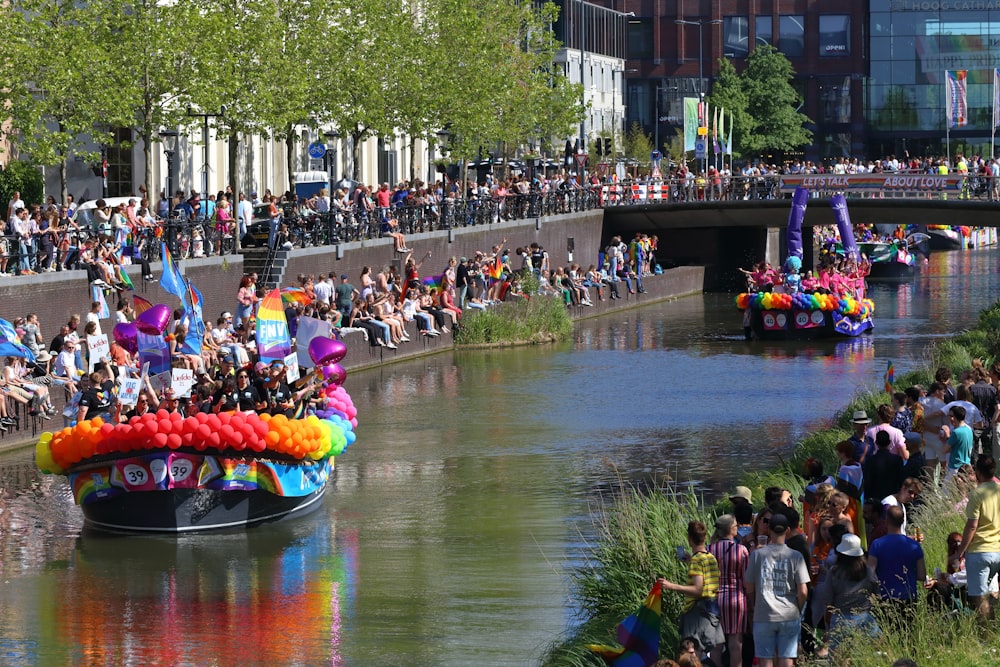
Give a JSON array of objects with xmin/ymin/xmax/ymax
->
[
  {"xmin": 723, "ymin": 16, "xmax": 749, "ymax": 58},
  {"xmin": 819, "ymin": 15, "xmax": 850, "ymax": 57},
  {"xmin": 107, "ymin": 127, "xmax": 133, "ymax": 197},
  {"xmin": 627, "ymin": 19, "xmax": 653, "ymax": 60},
  {"xmin": 755, "ymin": 16, "xmax": 772, "ymax": 48},
  {"xmin": 778, "ymin": 15, "xmax": 805, "ymax": 58}
]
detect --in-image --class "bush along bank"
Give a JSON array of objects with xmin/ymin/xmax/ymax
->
[
  {"xmin": 454, "ymin": 296, "xmax": 574, "ymax": 346},
  {"xmin": 541, "ymin": 303, "xmax": 1000, "ymax": 667}
]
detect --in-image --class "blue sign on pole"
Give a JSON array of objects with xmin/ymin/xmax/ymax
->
[
  {"xmin": 694, "ymin": 139, "xmax": 707, "ymax": 160},
  {"xmin": 307, "ymin": 142, "xmax": 326, "ymax": 159}
]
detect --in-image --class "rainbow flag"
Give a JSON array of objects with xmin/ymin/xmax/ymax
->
[
  {"xmin": 256, "ymin": 288, "xmax": 291, "ymax": 363},
  {"xmin": 133, "ymin": 295, "xmax": 153, "ymax": 316},
  {"xmin": 117, "ymin": 265, "xmax": 134, "ymax": 290},
  {"xmin": 180, "ymin": 280, "xmax": 205, "ymax": 355},
  {"xmin": 91, "ymin": 285, "xmax": 110, "ymax": 318},
  {"xmin": 586, "ymin": 584, "xmax": 662, "ymax": 666},
  {"xmin": 421, "ymin": 273, "xmax": 444, "ymax": 293},
  {"xmin": 487, "ymin": 256, "xmax": 503, "ymax": 281},
  {"xmin": 159, "ymin": 242, "xmax": 186, "ymax": 300},
  {"xmin": 884, "ymin": 360, "xmax": 895, "ymax": 393}
]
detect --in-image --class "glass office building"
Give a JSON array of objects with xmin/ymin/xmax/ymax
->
[{"xmin": 869, "ymin": 0, "xmax": 1000, "ymax": 158}]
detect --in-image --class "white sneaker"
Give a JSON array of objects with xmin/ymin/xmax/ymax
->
[{"xmin": 386, "ymin": 342, "xmax": 398, "ymax": 349}]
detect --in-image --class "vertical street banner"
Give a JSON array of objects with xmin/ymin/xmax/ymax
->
[
  {"xmin": 946, "ymin": 70, "xmax": 968, "ymax": 128},
  {"xmin": 683, "ymin": 97, "xmax": 699, "ymax": 152},
  {"xmin": 994, "ymin": 68, "xmax": 1000, "ymax": 128},
  {"xmin": 712, "ymin": 106, "xmax": 721, "ymax": 155},
  {"xmin": 726, "ymin": 109, "xmax": 733, "ymax": 155}
]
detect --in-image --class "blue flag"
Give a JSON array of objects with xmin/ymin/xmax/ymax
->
[
  {"xmin": 180, "ymin": 280, "xmax": 205, "ymax": 355},
  {"xmin": 159, "ymin": 242, "xmax": 186, "ymax": 300}
]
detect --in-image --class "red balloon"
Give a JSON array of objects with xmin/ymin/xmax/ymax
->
[
  {"xmin": 152, "ymin": 433, "xmax": 169, "ymax": 448},
  {"xmin": 167, "ymin": 434, "xmax": 182, "ymax": 449},
  {"xmin": 196, "ymin": 424, "xmax": 212, "ymax": 441},
  {"xmin": 181, "ymin": 432, "xmax": 194, "ymax": 447},
  {"xmin": 207, "ymin": 433, "xmax": 222, "ymax": 449},
  {"xmin": 194, "ymin": 412, "xmax": 210, "ymax": 425}
]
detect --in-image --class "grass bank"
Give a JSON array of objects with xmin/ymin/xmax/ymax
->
[
  {"xmin": 540, "ymin": 302, "xmax": 1000, "ymax": 666},
  {"xmin": 454, "ymin": 296, "xmax": 573, "ymax": 346}
]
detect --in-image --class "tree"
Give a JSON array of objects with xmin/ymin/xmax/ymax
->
[
  {"xmin": 623, "ymin": 122, "xmax": 653, "ymax": 174},
  {"xmin": 2, "ymin": 0, "xmax": 135, "ymax": 201},
  {"xmin": 738, "ymin": 45, "xmax": 812, "ymax": 154},
  {"xmin": 707, "ymin": 58, "xmax": 749, "ymax": 158}
]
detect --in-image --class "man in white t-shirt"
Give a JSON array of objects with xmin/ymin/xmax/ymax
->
[
  {"xmin": 85, "ymin": 301, "xmax": 103, "ymax": 337},
  {"xmin": 237, "ymin": 192, "xmax": 253, "ymax": 238},
  {"xmin": 53, "ymin": 340, "xmax": 80, "ymax": 394},
  {"xmin": 313, "ymin": 273, "xmax": 333, "ymax": 306},
  {"xmin": 920, "ymin": 381, "xmax": 948, "ymax": 475}
]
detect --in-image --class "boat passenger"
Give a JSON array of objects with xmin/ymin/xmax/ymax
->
[{"xmin": 77, "ymin": 371, "xmax": 117, "ymax": 424}]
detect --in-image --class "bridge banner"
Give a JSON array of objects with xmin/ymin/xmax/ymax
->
[{"xmin": 778, "ymin": 174, "xmax": 964, "ymax": 194}]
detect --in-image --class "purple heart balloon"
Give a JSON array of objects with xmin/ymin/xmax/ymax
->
[
  {"xmin": 112, "ymin": 322, "xmax": 138, "ymax": 354},
  {"xmin": 321, "ymin": 362, "xmax": 347, "ymax": 386},
  {"xmin": 136, "ymin": 304, "xmax": 171, "ymax": 335},
  {"xmin": 309, "ymin": 337, "xmax": 347, "ymax": 366}
]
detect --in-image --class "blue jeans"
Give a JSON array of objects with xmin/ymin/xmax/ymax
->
[
  {"xmin": 370, "ymin": 319, "xmax": 391, "ymax": 344},
  {"xmin": 753, "ymin": 619, "xmax": 800, "ymax": 659}
]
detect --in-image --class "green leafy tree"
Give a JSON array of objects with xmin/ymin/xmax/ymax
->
[
  {"xmin": 623, "ymin": 122, "xmax": 653, "ymax": 174},
  {"xmin": 2, "ymin": 0, "xmax": 135, "ymax": 201},
  {"xmin": 0, "ymin": 161, "xmax": 45, "ymax": 209},
  {"xmin": 738, "ymin": 45, "xmax": 812, "ymax": 154},
  {"xmin": 707, "ymin": 58, "xmax": 749, "ymax": 158}
]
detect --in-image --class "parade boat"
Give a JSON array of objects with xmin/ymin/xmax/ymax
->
[
  {"xmin": 737, "ymin": 188, "xmax": 875, "ymax": 341},
  {"xmin": 925, "ymin": 225, "xmax": 965, "ymax": 250},
  {"xmin": 34, "ymin": 290, "xmax": 358, "ymax": 533},
  {"xmin": 856, "ymin": 240, "xmax": 915, "ymax": 281}
]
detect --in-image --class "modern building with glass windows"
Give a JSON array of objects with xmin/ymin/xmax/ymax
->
[
  {"xmin": 600, "ymin": 0, "xmax": 1000, "ymax": 163},
  {"xmin": 868, "ymin": 0, "xmax": 1000, "ymax": 158}
]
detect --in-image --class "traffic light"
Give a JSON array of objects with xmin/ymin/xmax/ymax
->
[
  {"xmin": 604, "ymin": 138, "xmax": 612, "ymax": 157},
  {"xmin": 596, "ymin": 140, "xmax": 603, "ymax": 157}
]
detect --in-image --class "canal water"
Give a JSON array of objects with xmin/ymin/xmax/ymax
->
[{"xmin": 0, "ymin": 249, "xmax": 997, "ymax": 666}]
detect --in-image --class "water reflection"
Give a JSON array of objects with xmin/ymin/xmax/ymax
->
[{"xmin": 29, "ymin": 518, "xmax": 355, "ymax": 665}]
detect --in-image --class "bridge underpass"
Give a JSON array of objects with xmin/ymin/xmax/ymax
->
[{"xmin": 601, "ymin": 198, "xmax": 1000, "ymax": 290}]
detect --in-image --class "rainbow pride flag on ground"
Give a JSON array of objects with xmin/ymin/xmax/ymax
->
[
  {"xmin": 586, "ymin": 584, "xmax": 662, "ymax": 666},
  {"xmin": 884, "ymin": 360, "xmax": 894, "ymax": 393}
]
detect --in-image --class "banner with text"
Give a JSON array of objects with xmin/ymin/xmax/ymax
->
[{"xmin": 778, "ymin": 174, "xmax": 965, "ymax": 194}]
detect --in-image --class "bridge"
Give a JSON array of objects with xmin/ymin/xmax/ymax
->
[{"xmin": 599, "ymin": 175, "xmax": 1000, "ymax": 290}]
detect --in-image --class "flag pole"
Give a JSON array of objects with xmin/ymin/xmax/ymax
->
[
  {"xmin": 945, "ymin": 71, "xmax": 951, "ymax": 163},
  {"xmin": 993, "ymin": 68, "xmax": 998, "ymax": 160}
]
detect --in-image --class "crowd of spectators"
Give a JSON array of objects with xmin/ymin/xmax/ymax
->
[{"xmin": 651, "ymin": 362, "xmax": 1000, "ymax": 666}]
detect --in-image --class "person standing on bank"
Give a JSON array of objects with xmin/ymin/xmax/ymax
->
[
  {"xmin": 743, "ymin": 512, "xmax": 810, "ymax": 667},
  {"xmin": 658, "ymin": 521, "xmax": 725, "ymax": 667},
  {"xmin": 952, "ymin": 454, "xmax": 1000, "ymax": 619}
]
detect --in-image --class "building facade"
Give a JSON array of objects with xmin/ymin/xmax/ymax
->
[{"xmin": 617, "ymin": 0, "xmax": 1000, "ymax": 163}]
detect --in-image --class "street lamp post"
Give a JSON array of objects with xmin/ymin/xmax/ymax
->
[
  {"xmin": 159, "ymin": 129, "xmax": 179, "ymax": 215},
  {"xmin": 186, "ymin": 105, "xmax": 227, "ymax": 202},
  {"xmin": 675, "ymin": 18, "xmax": 721, "ymax": 179},
  {"xmin": 324, "ymin": 130, "xmax": 340, "ymax": 198}
]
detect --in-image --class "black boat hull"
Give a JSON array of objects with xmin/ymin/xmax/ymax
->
[
  {"xmin": 745, "ymin": 308, "xmax": 873, "ymax": 341},
  {"xmin": 80, "ymin": 486, "xmax": 327, "ymax": 533}
]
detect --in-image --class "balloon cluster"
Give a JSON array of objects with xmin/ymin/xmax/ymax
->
[
  {"xmin": 35, "ymin": 408, "xmax": 357, "ymax": 474},
  {"xmin": 735, "ymin": 292, "xmax": 873, "ymax": 317},
  {"xmin": 113, "ymin": 303, "xmax": 172, "ymax": 353}
]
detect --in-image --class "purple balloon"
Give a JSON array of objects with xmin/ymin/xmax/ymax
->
[
  {"xmin": 113, "ymin": 322, "xmax": 138, "ymax": 354},
  {"xmin": 136, "ymin": 304, "xmax": 171, "ymax": 335},
  {"xmin": 309, "ymin": 337, "xmax": 347, "ymax": 366},
  {"xmin": 321, "ymin": 362, "xmax": 347, "ymax": 387}
]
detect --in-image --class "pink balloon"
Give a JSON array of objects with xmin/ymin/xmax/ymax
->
[
  {"xmin": 321, "ymin": 362, "xmax": 347, "ymax": 386},
  {"xmin": 113, "ymin": 322, "xmax": 138, "ymax": 354},
  {"xmin": 137, "ymin": 304, "xmax": 171, "ymax": 335},
  {"xmin": 309, "ymin": 337, "xmax": 347, "ymax": 366}
]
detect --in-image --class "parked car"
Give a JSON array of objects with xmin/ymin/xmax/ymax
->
[{"xmin": 241, "ymin": 203, "xmax": 274, "ymax": 248}]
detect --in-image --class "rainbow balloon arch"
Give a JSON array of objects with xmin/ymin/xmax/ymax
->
[
  {"xmin": 736, "ymin": 291, "xmax": 875, "ymax": 340},
  {"xmin": 34, "ymin": 313, "xmax": 361, "ymax": 533}
]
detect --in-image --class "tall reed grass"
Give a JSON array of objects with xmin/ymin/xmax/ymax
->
[{"xmin": 454, "ymin": 296, "xmax": 573, "ymax": 345}]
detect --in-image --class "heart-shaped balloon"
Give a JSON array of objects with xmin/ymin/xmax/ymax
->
[
  {"xmin": 136, "ymin": 304, "xmax": 171, "ymax": 335},
  {"xmin": 112, "ymin": 322, "xmax": 138, "ymax": 354},
  {"xmin": 321, "ymin": 362, "xmax": 347, "ymax": 386},
  {"xmin": 309, "ymin": 337, "xmax": 347, "ymax": 366}
]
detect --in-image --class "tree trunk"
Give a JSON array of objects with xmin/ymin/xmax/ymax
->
[
  {"xmin": 408, "ymin": 132, "xmax": 416, "ymax": 183},
  {"xmin": 228, "ymin": 129, "xmax": 239, "ymax": 197},
  {"xmin": 143, "ymin": 129, "xmax": 153, "ymax": 201},
  {"xmin": 285, "ymin": 129, "xmax": 296, "ymax": 196},
  {"xmin": 59, "ymin": 158, "xmax": 67, "ymax": 205},
  {"xmin": 352, "ymin": 130, "xmax": 363, "ymax": 182},
  {"xmin": 229, "ymin": 129, "xmax": 241, "ymax": 252}
]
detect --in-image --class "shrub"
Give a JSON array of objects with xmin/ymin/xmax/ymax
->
[
  {"xmin": 0, "ymin": 160, "xmax": 44, "ymax": 209},
  {"xmin": 455, "ymin": 296, "xmax": 572, "ymax": 345}
]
